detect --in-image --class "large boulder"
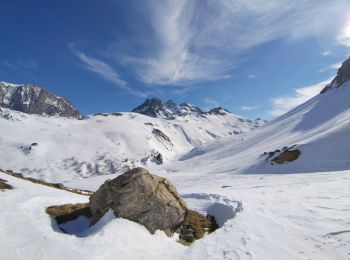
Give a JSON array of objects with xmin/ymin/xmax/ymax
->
[{"xmin": 89, "ymin": 167, "xmax": 188, "ymax": 236}]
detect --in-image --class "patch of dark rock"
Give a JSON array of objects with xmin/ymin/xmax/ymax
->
[
  {"xmin": 155, "ymin": 152, "xmax": 163, "ymax": 165},
  {"xmin": 264, "ymin": 145, "xmax": 301, "ymax": 164},
  {"xmin": 46, "ymin": 203, "xmax": 91, "ymax": 225},
  {"xmin": 152, "ymin": 128, "xmax": 173, "ymax": 145},
  {"xmin": 178, "ymin": 210, "xmax": 218, "ymax": 244},
  {"xmin": 272, "ymin": 149, "xmax": 301, "ymax": 164},
  {"xmin": 221, "ymin": 185, "xmax": 232, "ymax": 188},
  {"xmin": 93, "ymin": 112, "xmax": 122, "ymax": 117},
  {"xmin": 2, "ymin": 169, "xmax": 92, "ymax": 196},
  {"xmin": 144, "ymin": 122, "xmax": 154, "ymax": 126},
  {"xmin": 0, "ymin": 178, "xmax": 13, "ymax": 190},
  {"xmin": 31, "ymin": 142, "xmax": 38, "ymax": 146}
]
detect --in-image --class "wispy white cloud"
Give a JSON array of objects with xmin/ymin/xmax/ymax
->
[
  {"xmin": 337, "ymin": 18, "xmax": 350, "ymax": 47},
  {"xmin": 269, "ymin": 78, "xmax": 332, "ymax": 117},
  {"xmin": 70, "ymin": 45, "xmax": 147, "ymax": 97},
  {"xmin": 246, "ymin": 74, "xmax": 256, "ymax": 79},
  {"xmin": 112, "ymin": 0, "xmax": 350, "ymax": 86},
  {"xmin": 1, "ymin": 60, "xmax": 38, "ymax": 80},
  {"xmin": 241, "ymin": 105, "xmax": 259, "ymax": 111},
  {"xmin": 319, "ymin": 61, "xmax": 342, "ymax": 73},
  {"xmin": 321, "ymin": 50, "xmax": 332, "ymax": 56},
  {"xmin": 204, "ymin": 97, "xmax": 219, "ymax": 107}
]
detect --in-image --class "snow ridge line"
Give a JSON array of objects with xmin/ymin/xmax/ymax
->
[{"xmin": 0, "ymin": 168, "xmax": 93, "ymax": 196}]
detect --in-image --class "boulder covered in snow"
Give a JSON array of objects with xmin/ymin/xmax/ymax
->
[{"xmin": 89, "ymin": 167, "xmax": 188, "ymax": 236}]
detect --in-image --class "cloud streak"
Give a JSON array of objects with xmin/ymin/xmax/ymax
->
[
  {"xmin": 270, "ymin": 78, "xmax": 332, "ymax": 117},
  {"xmin": 70, "ymin": 45, "xmax": 147, "ymax": 97},
  {"xmin": 241, "ymin": 105, "xmax": 259, "ymax": 111},
  {"xmin": 113, "ymin": 0, "xmax": 350, "ymax": 86}
]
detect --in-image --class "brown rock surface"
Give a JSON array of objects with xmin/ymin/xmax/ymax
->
[
  {"xmin": 46, "ymin": 203, "xmax": 91, "ymax": 225},
  {"xmin": 89, "ymin": 167, "xmax": 188, "ymax": 236}
]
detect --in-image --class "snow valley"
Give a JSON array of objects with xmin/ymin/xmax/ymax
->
[{"xmin": 1, "ymin": 56, "xmax": 350, "ymax": 260}]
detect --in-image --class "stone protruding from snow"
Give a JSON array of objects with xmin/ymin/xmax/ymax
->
[
  {"xmin": 321, "ymin": 56, "xmax": 350, "ymax": 94},
  {"xmin": 89, "ymin": 167, "xmax": 188, "ymax": 236},
  {"xmin": 0, "ymin": 81, "xmax": 80, "ymax": 118}
]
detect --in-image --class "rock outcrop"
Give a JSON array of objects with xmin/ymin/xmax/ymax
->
[
  {"xmin": 0, "ymin": 81, "xmax": 80, "ymax": 118},
  {"xmin": 132, "ymin": 98, "xmax": 204, "ymax": 119},
  {"xmin": 321, "ymin": 56, "xmax": 350, "ymax": 94},
  {"xmin": 46, "ymin": 203, "xmax": 91, "ymax": 225},
  {"xmin": 89, "ymin": 167, "xmax": 188, "ymax": 236},
  {"xmin": 0, "ymin": 178, "xmax": 13, "ymax": 190}
]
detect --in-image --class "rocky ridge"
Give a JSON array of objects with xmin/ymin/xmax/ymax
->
[{"xmin": 0, "ymin": 81, "xmax": 80, "ymax": 118}]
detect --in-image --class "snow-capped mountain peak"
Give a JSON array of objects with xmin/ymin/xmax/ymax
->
[
  {"xmin": 0, "ymin": 81, "xmax": 80, "ymax": 118},
  {"xmin": 132, "ymin": 98, "xmax": 205, "ymax": 118}
]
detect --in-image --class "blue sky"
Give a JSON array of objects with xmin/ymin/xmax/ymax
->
[{"xmin": 1, "ymin": 0, "xmax": 350, "ymax": 119}]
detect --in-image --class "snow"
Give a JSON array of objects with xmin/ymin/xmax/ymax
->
[
  {"xmin": 0, "ymin": 109, "xmax": 261, "ymax": 182},
  {"xmin": 1, "ymin": 168, "xmax": 349, "ymax": 260},
  {"xmin": 1, "ymin": 75, "xmax": 350, "ymax": 259},
  {"xmin": 0, "ymin": 81, "xmax": 22, "ymax": 87}
]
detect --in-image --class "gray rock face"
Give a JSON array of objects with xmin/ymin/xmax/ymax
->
[
  {"xmin": 321, "ymin": 56, "xmax": 350, "ymax": 94},
  {"xmin": 89, "ymin": 167, "xmax": 188, "ymax": 236},
  {"xmin": 132, "ymin": 98, "xmax": 205, "ymax": 119},
  {"xmin": 206, "ymin": 107, "xmax": 231, "ymax": 116},
  {"xmin": 0, "ymin": 82, "xmax": 80, "ymax": 118}
]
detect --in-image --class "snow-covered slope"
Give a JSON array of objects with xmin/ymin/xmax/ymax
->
[
  {"xmin": 3, "ymin": 58, "xmax": 350, "ymax": 260},
  {"xmin": 2, "ymin": 164, "xmax": 350, "ymax": 260},
  {"xmin": 171, "ymin": 72, "xmax": 350, "ymax": 175},
  {"xmin": 0, "ymin": 106, "xmax": 263, "ymax": 182}
]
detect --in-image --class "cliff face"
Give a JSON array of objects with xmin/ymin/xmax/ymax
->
[
  {"xmin": 0, "ymin": 82, "xmax": 80, "ymax": 118},
  {"xmin": 321, "ymin": 56, "xmax": 350, "ymax": 94}
]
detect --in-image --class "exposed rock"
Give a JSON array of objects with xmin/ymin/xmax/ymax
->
[
  {"xmin": 152, "ymin": 128, "xmax": 173, "ymax": 146},
  {"xmin": 89, "ymin": 167, "xmax": 188, "ymax": 236},
  {"xmin": 155, "ymin": 152, "xmax": 163, "ymax": 165},
  {"xmin": 0, "ymin": 81, "xmax": 80, "ymax": 118},
  {"xmin": 132, "ymin": 98, "xmax": 204, "ymax": 118},
  {"xmin": 2, "ymin": 169, "xmax": 93, "ymax": 196},
  {"xmin": 206, "ymin": 107, "xmax": 230, "ymax": 115},
  {"xmin": 93, "ymin": 112, "xmax": 123, "ymax": 117},
  {"xmin": 0, "ymin": 178, "xmax": 13, "ymax": 190},
  {"xmin": 272, "ymin": 149, "xmax": 301, "ymax": 164},
  {"xmin": 178, "ymin": 210, "xmax": 218, "ymax": 243},
  {"xmin": 321, "ymin": 56, "xmax": 350, "ymax": 94},
  {"xmin": 46, "ymin": 203, "xmax": 91, "ymax": 225}
]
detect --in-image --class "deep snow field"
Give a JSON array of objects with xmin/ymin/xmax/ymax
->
[
  {"xmin": 0, "ymin": 107, "xmax": 262, "ymax": 182},
  {"xmin": 1, "ymin": 168, "xmax": 349, "ymax": 260},
  {"xmin": 1, "ymin": 77, "xmax": 350, "ymax": 259}
]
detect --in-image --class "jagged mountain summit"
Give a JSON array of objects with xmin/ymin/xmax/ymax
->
[
  {"xmin": 132, "ymin": 98, "xmax": 266, "ymax": 124},
  {"xmin": 0, "ymin": 81, "xmax": 80, "ymax": 118},
  {"xmin": 132, "ymin": 98, "xmax": 204, "ymax": 118}
]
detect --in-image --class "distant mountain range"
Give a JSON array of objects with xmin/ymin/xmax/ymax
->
[
  {"xmin": 133, "ymin": 98, "xmax": 236, "ymax": 118},
  {"xmin": 0, "ymin": 81, "xmax": 267, "ymax": 180}
]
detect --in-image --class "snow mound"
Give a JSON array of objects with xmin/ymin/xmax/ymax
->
[{"xmin": 182, "ymin": 193, "xmax": 242, "ymax": 227}]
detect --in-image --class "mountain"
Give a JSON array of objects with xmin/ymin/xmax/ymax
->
[
  {"xmin": 133, "ymin": 98, "xmax": 266, "ymax": 125},
  {"xmin": 0, "ymin": 105, "xmax": 265, "ymax": 182},
  {"xmin": 132, "ymin": 98, "xmax": 203, "ymax": 118},
  {"xmin": 0, "ymin": 81, "xmax": 80, "ymax": 118},
  {"xmin": 172, "ymin": 56, "xmax": 350, "ymax": 175},
  {"xmin": 2, "ymin": 60, "xmax": 350, "ymax": 260},
  {"xmin": 320, "ymin": 56, "xmax": 350, "ymax": 93}
]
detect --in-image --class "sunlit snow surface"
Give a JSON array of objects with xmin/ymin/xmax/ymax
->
[
  {"xmin": 1, "ymin": 169, "xmax": 349, "ymax": 260},
  {"xmin": 1, "ymin": 82, "xmax": 350, "ymax": 259}
]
